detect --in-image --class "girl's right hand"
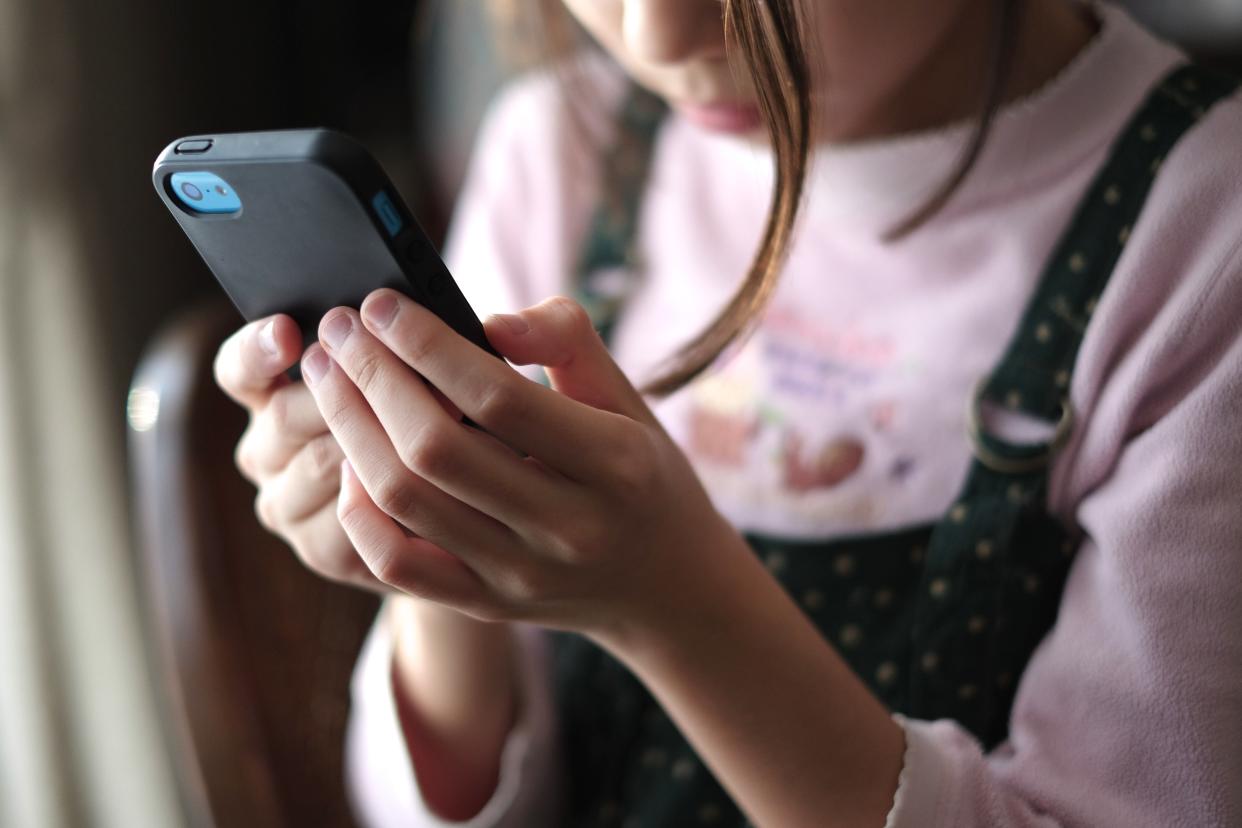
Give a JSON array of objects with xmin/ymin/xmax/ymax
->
[{"xmin": 214, "ymin": 314, "xmax": 382, "ymax": 591}]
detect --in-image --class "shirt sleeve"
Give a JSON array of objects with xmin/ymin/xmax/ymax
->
[
  {"xmin": 881, "ymin": 247, "xmax": 1242, "ymax": 826},
  {"xmin": 345, "ymin": 611, "xmax": 565, "ymax": 828}
]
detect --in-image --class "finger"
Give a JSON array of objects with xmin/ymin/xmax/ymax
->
[
  {"xmin": 338, "ymin": 459, "xmax": 490, "ymax": 609},
  {"xmin": 485, "ymin": 296, "xmax": 657, "ymax": 426},
  {"xmin": 301, "ymin": 344, "xmax": 517, "ymax": 578},
  {"xmin": 214, "ymin": 314, "xmax": 303, "ymax": 409},
  {"xmin": 242, "ymin": 381, "xmax": 332, "ymax": 477},
  {"xmin": 357, "ymin": 289, "xmax": 634, "ymax": 480},
  {"xmin": 318, "ymin": 307, "xmax": 578, "ymax": 532},
  {"xmin": 285, "ymin": 500, "xmax": 388, "ymax": 594},
  {"xmin": 258, "ymin": 433, "xmax": 344, "ymax": 525}
]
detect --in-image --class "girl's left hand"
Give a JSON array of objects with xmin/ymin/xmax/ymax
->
[{"xmin": 301, "ymin": 289, "xmax": 748, "ymax": 644}]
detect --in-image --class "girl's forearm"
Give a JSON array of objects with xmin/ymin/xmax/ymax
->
[
  {"xmin": 597, "ymin": 539, "xmax": 906, "ymax": 828},
  {"xmin": 387, "ymin": 596, "xmax": 519, "ymax": 821}
]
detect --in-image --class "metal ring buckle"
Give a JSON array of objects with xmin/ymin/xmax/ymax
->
[{"xmin": 966, "ymin": 381, "xmax": 1075, "ymax": 475}]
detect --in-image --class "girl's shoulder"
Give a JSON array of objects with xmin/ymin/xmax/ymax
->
[
  {"xmin": 1152, "ymin": 77, "xmax": 1242, "ymax": 228},
  {"xmin": 1059, "ymin": 74, "xmax": 1242, "ymax": 492},
  {"xmin": 1128, "ymin": 78, "xmax": 1242, "ymax": 307},
  {"xmin": 444, "ymin": 58, "xmax": 628, "ymax": 312},
  {"xmin": 468, "ymin": 56, "xmax": 629, "ymax": 199},
  {"xmin": 1025, "ymin": 71, "xmax": 1242, "ymax": 521}
]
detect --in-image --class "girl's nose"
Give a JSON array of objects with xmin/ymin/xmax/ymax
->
[{"xmin": 622, "ymin": 0, "xmax": 726, "ymax": 65}]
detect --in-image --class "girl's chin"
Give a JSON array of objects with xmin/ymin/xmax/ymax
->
[{"xmin": 673, "ymin": 100, "xmax": 765, "ymax": 136}]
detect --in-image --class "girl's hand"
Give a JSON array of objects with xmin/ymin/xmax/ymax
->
[
  {"xmin": 214, "ymin": 314, "xmax": 380, "ymax": 591},
  {"xmin": 303, "ymin": 290, "xmax": 747, "ymax": 641}
]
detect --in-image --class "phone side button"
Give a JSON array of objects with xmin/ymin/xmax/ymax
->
[
  {"xmin": 404, "ymin": 242, "xmax": 427, "ymax": 267},
  {"xmin": 406, "ymin": 243, "xmax": 449, "ymax": 296},
  {"xmin": 426, "ymin": 267, "xmax": 449, "ymax": 297}
]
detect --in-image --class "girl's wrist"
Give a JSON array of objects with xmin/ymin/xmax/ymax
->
[
  {"xmin": 387, "ymin": 595, "xmax": 516, "ymax": 677},
  {"xmin": 387, "ymin": 594, "xmax": 508, "ymax": 645},
  {"xmin": 385, "ymin": 596, "xmax": 519, "ymax": 821},
  {"xmin": 386, "ymin": 595, "xmax": 518, "ymax": 733},
  {"xmin": 588, "ymin": 520, "xmax": 765, "ymax": 669}
]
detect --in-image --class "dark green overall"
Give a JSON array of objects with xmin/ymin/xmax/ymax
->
[{"xmin": 550, "ymin": 65, "xmax": 1238, "ymax": 828}]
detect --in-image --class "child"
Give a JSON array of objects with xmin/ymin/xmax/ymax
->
[{"xmin": 214, "ymin": 1, "xmax": 1242, "ymax": 825}]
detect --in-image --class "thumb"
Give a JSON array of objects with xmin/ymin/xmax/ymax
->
[{"xmin": 484, "ymin": 296, "xmax": 654, "ymax": 424}]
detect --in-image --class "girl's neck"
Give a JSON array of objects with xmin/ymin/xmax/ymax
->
[{"xmin": 823, "ymin": 0, "xmax": 1099, "ymax": 144}]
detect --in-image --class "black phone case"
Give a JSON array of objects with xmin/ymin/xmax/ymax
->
[{"xmin": 152, "ymin": 129, "xmax": 498, "ymax": 368}]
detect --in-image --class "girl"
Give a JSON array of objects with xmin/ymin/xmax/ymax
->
[{"xmin": 214, "ymin": 1, "xmax": 1242, "ymax": 825}]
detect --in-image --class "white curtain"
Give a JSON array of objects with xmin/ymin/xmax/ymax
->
[{"xmin": 0, "ymin": 2, "xmax": 183, "ymax": 826}]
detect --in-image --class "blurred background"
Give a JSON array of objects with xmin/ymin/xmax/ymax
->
[{"xmin": 0, "ymin": 2, "xmax": 1238, "ymax": 827}]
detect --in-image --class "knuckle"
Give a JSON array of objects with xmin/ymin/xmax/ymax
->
[
  {"xmin": 335, "ymin": 493, "xmax": 364, "ymax": 531},
  {"xmin": 372, "ymin": 473, "xmax": 417, "ymax": 520},
  {"xmin": 547, "ymin": 521, "xmax": 603, "ymax": 562},
  {"xmin": 366, "ymin": 545, "xmax": 407, "ymax": 589},
  {"xmin": 320, "ymin": 395, "xmax": 355, "ymax": 431},
  {"xmin": 294, "ymin": 534, "xmax": 365, "ymax": 585},
  {"xmin": 212, "ymin": 342, "xmax": 242, "ymax": 400},
  {"xmin": 500, "ymin": 561, "xmax": 547, "ymax": 603},
  {"xmin": 253, "ymin": 490, "xmax": 279, "ymax": 531},
  {"xmin": 397, "ymin": 323, "xmax": 438, "ymax": 366},
  {"xmin": 474, "ymin": 379, "xmax": 523, "ymax": 428},
  {"xmin": 551, "ymin": 295, "xmax": 591, "ymax": 331},
  {"xmin": 607, "ymin": 427, "xmax": 660, "ymax": 495},
  {"xmin": 304, "ymin": 433, "xmax": 342, "ymax": 480},
  {"xmin": 330, "ymin": 497, "xmax": 402, "ymax": 588},
  {"xmin": 351, "ymin": 350, "xmax": 386, "ymax": 394},
  {"xmin": 265, "ymin": 388, "xmax": 291, "ymax": 433},
  {"xmin": 234, "ymin": 432, "xmax": 258, "ymax": 480},
  {"xmin": 399, "ymin": 425, "xmax": 454, "ymax": 479},
  {"xmin": 335, "ymin": 483, "xmax": 368, "ymax": 526}
]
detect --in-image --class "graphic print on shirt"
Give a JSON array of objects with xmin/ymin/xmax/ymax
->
[
  {"xmin": 681, "ymin": 299, "xmax": 920, "ymax": 532},
  {"xmin": 780, "ymin": 432, "xmax": 866, "ymax": 492}
]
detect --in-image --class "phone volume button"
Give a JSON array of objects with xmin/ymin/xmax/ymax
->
[
  {"xmin": 405, "ymin": 242, "xmax": 448, "ymax": 296},
  {"xmin": 427, "ymin": 267, "xmax": 449, "ymax": 297}
]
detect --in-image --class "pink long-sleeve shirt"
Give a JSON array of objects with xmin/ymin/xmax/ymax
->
[{"xmin": 346, "ymin": 3, "xmax": 1242, "ymax": 825}]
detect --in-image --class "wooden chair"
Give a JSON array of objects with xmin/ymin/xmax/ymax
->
[{"xmin": 128, "ymin": 301, "xmax": 380, "ymax": 828}]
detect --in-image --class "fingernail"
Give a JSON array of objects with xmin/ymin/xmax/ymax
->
[
  {"xmin": 340, "ymin": 458, "xmax": 355, "ymax": 483},
  {"xmin": 302, "ymin": 346, "xmax": 330, "ymax": 385},
  {"xmin": 322, "ymin": 313, "xmax": 353, "ymax": 350},
  {"xmin": 493, "ymin": 313, "xmax": 529, "ymax": 334},
  {"xmin": 363, "ymin": 293, "xmax": 399, "ymax": 330},
  {"xmin": 258, "ymin": 319, "xmax": 279, "ymax": 356}
]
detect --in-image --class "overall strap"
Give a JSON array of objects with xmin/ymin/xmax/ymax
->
[
  {"xmin": 978, "ymin": 64, "xmax": 1239, "ymax": 429},
  {"xmin": 574, "ymin": 84, "xmax": 668, "ymax": 346},
  {"xmin": 908, "ymin": 63, "xmax": 1239, "ymax": 746}
]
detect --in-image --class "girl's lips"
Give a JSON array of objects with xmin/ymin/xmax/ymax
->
[{"xmin": 674, "ymin": 100, "xmax": 764, "ymax": 135}]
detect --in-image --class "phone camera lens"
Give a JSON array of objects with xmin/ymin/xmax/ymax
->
[{"xmin": 170, "ymin": 171, "xmax": 238, "ymax": 214}]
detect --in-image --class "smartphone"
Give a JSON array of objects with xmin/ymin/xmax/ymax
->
[{"xmin": 152, "ymin": 128, "xmax": 498, "ymax": 370}]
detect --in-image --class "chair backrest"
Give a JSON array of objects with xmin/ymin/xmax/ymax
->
[{"xmin": 128, "ymin": 301, "xmax": 380, "ymax": 828}]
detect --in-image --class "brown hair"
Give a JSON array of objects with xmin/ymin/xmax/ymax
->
[{"xmin": 487, "ymin": 0, "xmax": 1025, "ymax": 396}]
